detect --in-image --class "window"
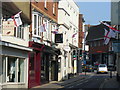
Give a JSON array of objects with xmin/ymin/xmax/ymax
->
[
  {"xmin": 53, "ymin": 3, "xmax": 56, "ymax": 15},
  {"xmin": 68, "ymin": 4, "xmax": 69, "ymax": 7},
  {"xmin": 44, "ymin": 0, "xmax": 47, "ymax": 9},
  {"xmin": 38, "ymin": 16, "xmax": 42, "ymax": 36},
  {"xmin": 90, "ymin": 42, "xmax": 93, "ymax": 47},
  {"xmin": 34, "ymin": 15, "xmax": 37, "ymax": 35},
  {"xmin": 2, "ymin": 56, "xmax": 25, "ymax": 83},
  {"xmin": 18, "ymin": 58, "xmax": 24, "ymax": 82},
  {"xmin": 94, "ymin": 42, "xmax": 96, "ymax": 47},
  {"xmin": 14, "ymin": 25, "xmax": 24, "ymax": 39},
  {"xmin": 33, "ymin": 14, "xmax": 42, "ymax": 37},
  {"xmin": 7, "ymin": 57, "xmax": 16, "ymax": 82}
]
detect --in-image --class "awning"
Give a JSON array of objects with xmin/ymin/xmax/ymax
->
[{"xmin": 2, "ymin": 2, "xmax": 31, "ymax": 24}]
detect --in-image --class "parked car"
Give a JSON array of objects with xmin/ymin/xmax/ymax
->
[
  {"xmin": 97, "ymin": 64, "xmax": 108, "ymax": 74},
  {"xmin": 82, "ymin": 65, "xmax": 94, "ymax": 72},
  {"xmin": 86, "ymin": 65, "xmax": 94, "ymax": 72}
]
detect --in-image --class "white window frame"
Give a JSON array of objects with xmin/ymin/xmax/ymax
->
[
  {"xmin": 53, "ymin": 3, "xmax": 56, "ymax": 15},
  {"xmin": 32, "ymin": 13, "xmax": 42, "ymax": 38},
  {"xmin": 44, "ymin": 0, "xmax": 47, "ymax": 9},
  {"xmin": 3, "ymin": 56, "xmax": 25, "ymax": 83},
  {"xmin": 14, "ymin": 25, "xmax": 24, "ymax": 39}
]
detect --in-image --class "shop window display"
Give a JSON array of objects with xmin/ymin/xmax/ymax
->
[{"xmin": 2, "ymin": 56, "xmax": 25, "ymax": 83}]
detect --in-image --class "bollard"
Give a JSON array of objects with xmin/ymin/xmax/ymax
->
[{"xmin": 110, "ymin": 71, "xmax": 112, "ymax": 78}]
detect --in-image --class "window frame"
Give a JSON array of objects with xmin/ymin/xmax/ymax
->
[
  {"xmin": 2, "ymin": 56, "xmax": 25, "ymax": 83},
  {"xmin": 53, "ymin": 3, "xmax": 56, "ymax": 15},
  {"xmin": 44, "ymin": 0, "xmax": 47, "ymax": 9},
  {"xmin": 32, "ymin": 13, "xmax": 42, "ymax": 38}
]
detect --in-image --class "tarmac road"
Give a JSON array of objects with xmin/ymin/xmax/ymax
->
[{"xmin": 61, "ymin": 72, "xmax": 111, "ymax": 89}]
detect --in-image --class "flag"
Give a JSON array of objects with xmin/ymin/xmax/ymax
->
[
  {"xmin": 51, "ymin": 29, "xmax": 58, "ymax": 34},
  {"xmin": 40, "ymin": 24, "xmax": 46, "ymax": 32},
  {"xmin": 72, "ymin": 32, "xmax": 77, "ymax": 38},
  {"xmin": 104, "ymin": 28, "xmax": 117, "ymax": 45},
  {"xmin": 12, "ymin": 11, "xmax": 22, "ymax": 27},
  {"xmin": 104, "ymin": 28, "xmax": 110, "ymax": 45}
]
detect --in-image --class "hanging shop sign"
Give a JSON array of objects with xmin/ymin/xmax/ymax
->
[{"xmin": 55, "ymin": 34, "xmax": 63, "ymax": 43}]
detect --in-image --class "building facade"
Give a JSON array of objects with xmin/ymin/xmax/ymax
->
[
  {"xmin": 111, "ymin": 0, "xmax": 120, "ymax": 81},
  {"xmin": 86, "ymin": 22, "xmax": 116, "ymax": 67},
  {"xmin": 28, "ymin": 1, "xmax": 60, "ymax": 88},
  {"xmin": 0, "ymin": 2, "xmax": 32, "ymax": 88},
  {"xmin": 57, "ymin": 0, "xmax": 79, "ymax": 81}
]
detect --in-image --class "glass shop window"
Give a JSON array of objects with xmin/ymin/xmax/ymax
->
[
  {"xmin": 18, "ymin": 58, "xmax": 24, "ymax": 82},
  {"xmin": 2, "ymin": 56, "xmax": 25, "ymax": 83},
  {"xmin": 7, "ymin": 57, "xmax": 16, "ymax": 82}
]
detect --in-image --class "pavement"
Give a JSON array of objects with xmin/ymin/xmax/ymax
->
[
  {"xmin": 100, "ymin": 71, "xmax": 120, "ymax": 89},
  {"xmin": 31, "ymin": 72, "xmax": 94, "ymax": 89},
  {"xmin": 100, "ymin": 77, "xmax": 120, "ymax": 89}
]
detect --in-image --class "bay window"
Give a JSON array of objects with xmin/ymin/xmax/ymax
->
[{"xmin": 32, "ymin": 14, "xmax": 42, "ymax": 37}]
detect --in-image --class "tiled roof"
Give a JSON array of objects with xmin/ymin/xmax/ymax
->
[{"xmin": 86, "ymin": 21, "xmax": 110, "ymax": 41}]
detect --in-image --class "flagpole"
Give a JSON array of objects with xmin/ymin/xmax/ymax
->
[
  {"xmin": 15, "ymin": 11, "xmax": 22, "ymax": 16},
  {"xmin": 100, "ymin": 21, "xmax": 120, "ymax": 32}
]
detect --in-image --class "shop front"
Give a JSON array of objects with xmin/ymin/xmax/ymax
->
[
  {"xmin": 28, "ymin": 41, "xmax": 44, "ymax": 88},
  {"xmin": 0, "ymin": 41, "xmax": 32, "ymax": 89},
  {"xmin": 28, "ymin": 41, "xmax": 60, "ymax": 88}
]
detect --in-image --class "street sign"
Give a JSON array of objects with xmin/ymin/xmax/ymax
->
[{"xmin": 112, "ymin": 42, "xmax": 120, "ymax": 53}]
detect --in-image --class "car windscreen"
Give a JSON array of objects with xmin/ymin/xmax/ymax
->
[{"xmin": 99, "ymin": 64, "xmax": 106, "ymax": 67}]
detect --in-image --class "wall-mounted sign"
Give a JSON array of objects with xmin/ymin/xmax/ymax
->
[{"xmin": 2, "ymin": 21, "xmax": 14, "ymax": 36}]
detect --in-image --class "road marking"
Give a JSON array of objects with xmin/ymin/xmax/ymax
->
[
  {"xmin": 84, "ymin": 80, "xmax": 88, "ymax": 83},
  {"xmin": 68, "ymin": 86, "xmax": 74, "ymax": 88},
  {"xmin": 67, "ymin": 73, "xmax": 95, "ymax": 88},
  {"xmin": 99, "ymin": 78, "xmax": 107, "ymax": 90}
]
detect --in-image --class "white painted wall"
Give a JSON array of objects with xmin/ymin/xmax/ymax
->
[
  {"xmin": 58, "ymin": 0, "xmax": 79, "ymax": 80},
  {"xmin": 82, "ymin": 24, "xmax": 89, "ymax": 51}
]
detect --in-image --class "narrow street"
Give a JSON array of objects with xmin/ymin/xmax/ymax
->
[
  {"xmin": 64, "ymin": 74, "xmax": 109, "ymax": 89},
  {"xmin": 31, "ymin": 71, "xmax": 120, "ymax": 89},
  {"xmin": 58, "ymin": 71, "xmax": 117, "ymax": 89}
]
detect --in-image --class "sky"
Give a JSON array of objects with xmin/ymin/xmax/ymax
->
[{"xmin": 77, "ymin": 2, "xmax": 111, "ymax": 25}]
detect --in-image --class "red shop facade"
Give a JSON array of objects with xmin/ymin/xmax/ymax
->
[{"xmin": 28, "ymin": 41, "xmax": 60, "ymax": 88}]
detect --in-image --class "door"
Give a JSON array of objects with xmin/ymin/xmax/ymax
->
[{"xmin": 28, "ymin": 52, "xmax": 41, "ymax": 88}]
